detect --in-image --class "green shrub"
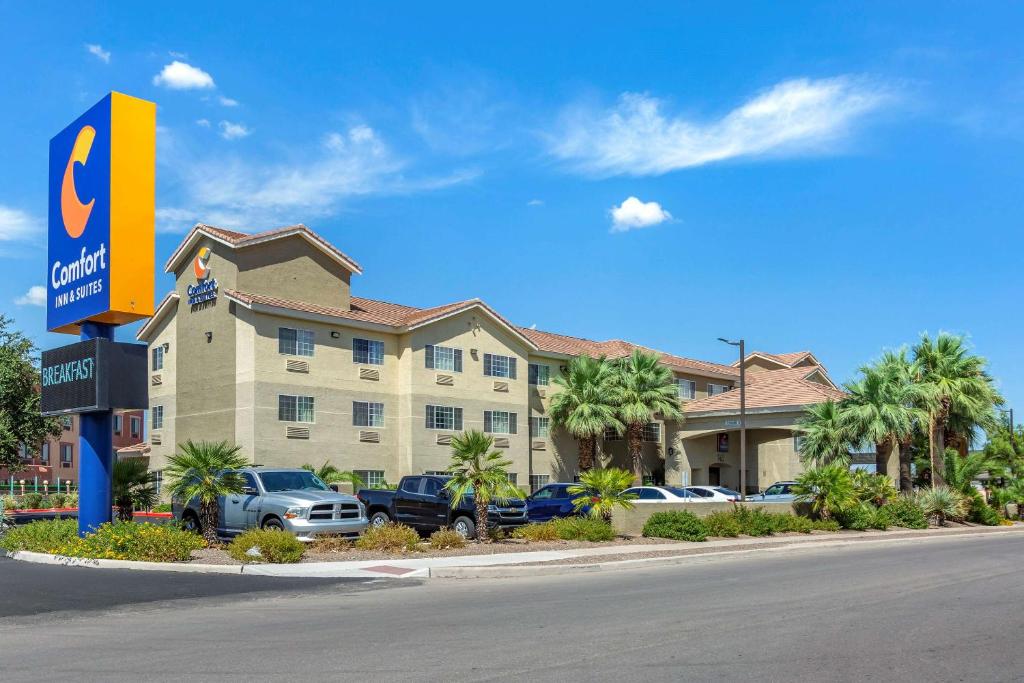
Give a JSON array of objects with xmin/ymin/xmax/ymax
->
[
  {"xmin": 429, "ymin": 528, "xmax": 468, "ymax": 549},
  {"xmin": 227, "ymin": 528, "xmax": 305, "ymax": 563},
  {"xmin": 775, "ymin": 515, "xmax": 815, "ymax": 533},
  {"xmin": 810, "ymin": 518, "xmax": 841, "ymax": 532},
  {"xmin": 552, "ymin": 516, "xmax": 615, "ymax": 542},
  {"xmin": 967, "ymin": 495, "xmax": 1001, "ymax": 526},
  {"xmin": 65, "ymin": 493, "xmax": 79, "ymax": 508},
  {"xmin": 836, "ymin": 504, "xmax": 874, "ymax": 531},
  {"xmin": 703, "ymin": 511, "xmax": 741, "ymax": 537},
  {"xmin": 2, "ymin": 520, "xmax": 205, "ymax": 562},
  {"xmin": 49, "ymin": 493, "xmax": 68, "ymax": 509},
  {"xmin": 731, "ymin": 506, "xmax": 777, "ymax": 537},
  {"xmin": 355, "ymin": 523, "xmax": 420, "ymax": 552},
  {"xmin": 152, "ymin": 503, "xmax": 173, "ymax": 513},
  {"xmin": 1, "ymin": 494, "xmax": 17, "ymax": 511},
  {"xmin": 642, "ymin": 511, "xmax": 709, "ymax": 542},
  {"xmin": 0, "ymin": 518, "xmax": 78, "ymax": 553},
  {"xmin": 21, "ymin": 493, "xmax": 44, "ymax": 510},
  {"xmin": 916, "ymin": 486, "xmax": 969, "ymax": 525},
  {"xmin": 869, "ymin": 506, "xmax": 893, "ymax": 530},
  {"xmin": 512, "ymin": 522, "xmax": 561, "ymax": 541},
  {"xmin": 882, "ymin": 496, "xmax": 928, "ymax": 529},
  {"xmin": 309, "ymin": 535, "xmax": 353, "ymax": 553}
]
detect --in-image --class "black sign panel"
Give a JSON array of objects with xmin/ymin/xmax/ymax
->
[{"xmin": 40, "ymin": 339, "xmax": 148, "ymax": 415}]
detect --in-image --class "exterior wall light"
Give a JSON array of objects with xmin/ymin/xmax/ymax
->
[{"xmin": 205, "ymin": 331, "xmax": 213, "ymax": 343}]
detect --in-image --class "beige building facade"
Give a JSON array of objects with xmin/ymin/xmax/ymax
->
[{"xmin": 138, "ymin": 224, "xmax": 845, "ymax": 493}]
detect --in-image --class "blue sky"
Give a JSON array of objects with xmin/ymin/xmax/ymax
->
[{"xmin": 2, "ymin": 2, "xmax": 1023, "ymax": 419}]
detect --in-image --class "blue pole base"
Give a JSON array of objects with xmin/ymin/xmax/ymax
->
[{"xmin": 78, "ymin": 322, "xmax": 115, "ymax": 537}]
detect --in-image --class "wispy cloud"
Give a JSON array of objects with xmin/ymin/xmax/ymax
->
[
  {"xmin": 196, "ymin": 118, "xmax": 211, "ymax": 128},
  {"xmin": 219, "ymin": 121, "xmax": 251, "ymax": 140},
  {"xmin": 610, "ymin": 197, "xmax": 672, "ymax": 232},
  {"xmin": 219, "ymin": 96, "xmax": 239, "ymax": 107},
  {"xmin": 153, "ymin": 60, "xmax": 215, "ymax": 89},
  {"xmin": 527, "ymin": 199, "xmax": 544, "ymax": 207},
  {"xmin": 0, "ymin": 205, "xmax": 39, "ymax": 242},
  {"xmin": 85, "ymin": 44, "xmax": 110, "ymax": 63},
  {"xmin": 15, "ymin": 285, "xmax": 46, "ymax": 307},
  {"xmin": 549, "ymin": 76, "xmax": 894, "ymax": 176}
]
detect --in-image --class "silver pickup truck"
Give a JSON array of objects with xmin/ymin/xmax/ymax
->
[{"xmin": 173, "ymin": 467, "xmax": 368, "ymax": 541}]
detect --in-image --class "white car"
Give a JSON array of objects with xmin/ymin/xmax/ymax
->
[
  {"xmin": 622, "ymin": 486, "xmax": 709, "ymax": 502},
  {"xmin": 683, "ymin": 486, "xmax": 742, "ymax": 502}
]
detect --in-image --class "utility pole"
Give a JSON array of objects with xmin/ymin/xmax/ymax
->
[{"xmin": 718, "ymin": 337, "xmax": 747, "ymax": 501}]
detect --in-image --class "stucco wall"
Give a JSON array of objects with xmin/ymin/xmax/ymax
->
[{"xmin": 235, "ymin": 235, "xmax": 352, "ymax": 310}]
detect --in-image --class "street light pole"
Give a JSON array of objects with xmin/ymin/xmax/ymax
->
[{"xmin": 718, "ymin": 337, "xmax": 746, "ymax": 501}]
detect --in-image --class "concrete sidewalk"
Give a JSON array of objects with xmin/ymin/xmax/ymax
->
[{"xmin": 8, "ymin": 524, "xmax": 1023, "ymax": 579}]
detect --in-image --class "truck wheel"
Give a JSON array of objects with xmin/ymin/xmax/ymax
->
[
  {"xmin": 182, "ymin": 511, "xmax": 201, "ymax": 534},
  {"xmin": 369, "ymin": 511, "xmax": 391, "ymax": 528},
  {"xmin": 452, "ymin": 516, "xmax": 475, "ymax": 539},
  {"xmin": 261, "ymin": 517, "xmax": 285, "ymax": 531}
]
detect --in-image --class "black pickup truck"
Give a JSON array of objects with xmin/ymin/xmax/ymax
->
[{"xmin": 357, "ymin": 475, "xmax": 528, "ymax": 538}]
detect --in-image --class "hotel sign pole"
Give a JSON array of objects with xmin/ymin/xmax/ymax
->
[{"xmin": 77, "ymin": 322, "xmax": 115, "ymax": 532}]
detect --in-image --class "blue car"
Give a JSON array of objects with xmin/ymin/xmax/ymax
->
[{"xmin": 526, "ymin": 483, "xmax": 587, "ymax": 522}]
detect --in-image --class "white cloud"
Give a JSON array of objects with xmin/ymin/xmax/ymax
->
[
  {"xmin": 610, "ymin": 196, "xmax": 672, "ymax": 232},
  {"xmin": 85, "ymin": 44, "xmax": 110, "ymax": 63},
  {"xmin": 0, "ymin": 205, "xmax": 39, "ymax": 243},
  {"xmin": 527, "ymin": 199, "xmax": 544, "ymax": 206},
  {"xmin": 219, "ymin": 96, "xmax": 239, "ymax": 107},
  {"xmin": 196, "ymin": 118, "xmax": 210, "ymax": 127},
  {"xmin": 219, "ymin": 121, "xmax": 251, "ymax": 140},
  {"xmin": 550, "ymin": 76, "xmax": 892, "ymax": 176},
  {"xmin": 153, "ymin": 61, "xmax": 215, "ymax": 90},
  {"xmin": 15, "ymin": 285, "xmax": 46, "ymax": 307}
]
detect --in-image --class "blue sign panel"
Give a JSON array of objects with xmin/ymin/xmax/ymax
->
[{"xmin": 47, "ymin": 95, "xmax": 112, "ymax": 332}]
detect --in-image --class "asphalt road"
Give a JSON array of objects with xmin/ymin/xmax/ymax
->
[{"xmin": 2, "ymin": 533, "xmax": 1022, "ymax": 682}]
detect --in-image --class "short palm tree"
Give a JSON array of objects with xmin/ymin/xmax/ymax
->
[
  {"xmin": 609, "ymin": 350, "xmax": 683, "ymax": 486},
  {"xmin": 842, "ymin": 359, "xmax": 916, "ymax": 478},
  {"xmin": 444, "ymin": 430, "xmax": 524, "ymax": 542},
  {"xmin": 852, "ymin": 469, "xmax": 898, "ymax": 507},
  {"xmin": 165, "ymin": 440, "xmax": 249, "ymax": 545},
  {"xmin": 793, "ymin": 462, "xmax": 858, "ymax": 520},
  {"xmin": 942, "ymin": 448, "xmax": 998, "ymax": 497},
  {"xmin": 797, "ymin": 400, "xmax": 855, "ymax": 467},
  {"xmin": 112, "ymin": 458, "xmax": 158, "ymax": 522},
  {"xmin": 549, "ymin": 354, "xmax": 621, "ymax": 472},
  {"xmin": 301, "ymin": 461, "xmax": 365, "ymax": 492},
  {"xmin": 567, "ymin": 467, "xmax": 636, "ymax": 522}
]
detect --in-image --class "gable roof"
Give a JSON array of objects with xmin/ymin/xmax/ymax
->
[
  {"xmin": 136, "ymin": 291, "xmax": 179, "ymax": 341},
  {"xmin": 164, "ymin": 223, "xmax": 363, "ymax": 276},
  {"xmin": 684, "ymin": 366, "xmax": 845, "ymax": 415}
]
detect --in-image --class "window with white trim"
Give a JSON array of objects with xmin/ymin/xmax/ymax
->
[
  {"xmin": 604, "ymin": 426, "xmax": 622, "ymax": 441},
  {"xmin": 530, "ymin": 417, "xmax": 550, "ymax": 438},
  {"xmin": 131, "ymin": 416, "xmax": 141, "ymax": 438},
  {"xmin": 279, "ymin": 327, "xmax": 315, "ymax": 357},
  {"xmin": 484, "ymin": 410, "xmax": 517, "ymax": 434},
  {"xmin": 483, "ymin": 353, "xmax": 516, "ymax": 379},
  {"xmin": 354, "ymin": 470, "xmax": 386, "ymax": 488},
  {"xmin": 152, "ymin": 406, "xmax": 164, "ymax": 430},
  {"xmin": 426, "ymin": 405, "xmax": 463, "ymax": 431},
  {"xmin": 60, "ymin": 443, "xmax": 73, "ymax": 465},
  {"xmin": 279, "ymin": 395, "xmax": 315, "ymax": 423},
  {"xmin": 528, "ymin": 363, "xmax": 549, "ymax": 386},
  {"xmin": 529, "ymin": 474, "xmax": 550, "ymax": 492},
  {"xmin": 353, "ymin": 338, "xmax": 384, "ymax": 365},
  {"xmin": 113, "ymin": 414, "xmax": 123, "ymax": 435},
  {"xmin": 507, "ymin": 473, "xmax": 518, "ymax": 486},
  {"xmin": 40, "ymin": 443, "xmax": 50, "ymax": 464},
  {"xmin": 425, "ymin": 345, "xmax": 462, "ymax": 372},
  {"xmin": 677, "ymin": 379, "xmax": 696, "ymax": 400},
  {"xmin": 794, "ymin": 433, "xmax": 806, "ymax": 453},
  {"xmin": 152, "ymin": 345, "xmax": 164, "ymax": 371},
  {"xmin": 643, "ymin": 422, "xmax": 661, "ymax": 443},
  {"xmin": 153, "ymin": 470, "xmax": 163, "ymax": 495},
  {"xmin": 353, "ymin": 401, "xmax": 384, "ymax": 427},
  {"xmin": 708, "ymin": 383, "xmax": 731, "ymax": 397}
]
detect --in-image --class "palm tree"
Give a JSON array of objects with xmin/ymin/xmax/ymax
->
[
  {"xmin": 609, "ymin": 350, "xmax": 683, "ymax": 486},
  {"xmin": 165, "ymin": 440, "xmax": 249, "ymax": 545},
  {"xmin": 877, "ymin": 350, "xmax": 932, "ymax": 492},
  {"xmin": 567, "ymin": 467, "xmax": 637, "ymax": 522},
  {"xmin": 793, "ymin": 462, "xmax": 858, "ymax": 520},
  {"xmin": 942, "ymin": 448, "xmax": 998, "ymax": 497},
  {"xmin": 112, "ymin": 458, "xmax": 158, "ymax": 522},
  {"xmin": 444, "ymin": 430, "xmax": 524, "ymax": 542},
  {"xmin": 797, "ymin": 400, "xmax": 855, "ymax": 467},
  {"xmin": 301, "ymin": 461, "xmax": 365, "ymax": 492},
  {"xmin": 912, "ymin": 333, "xmax": 1001, "ymax": 487},
  {"xmin": 549, "ymin": 354, "xmax": 621, "ymax": 473}
]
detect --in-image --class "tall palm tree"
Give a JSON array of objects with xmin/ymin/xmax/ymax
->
[
  {"xmin": 797, "ymin": 400, "xmax": 855, "ymax": 467},
  {"xmin": 549, "ymin": 354, "xmax": 621, "ymax": 473},
  {"xmin": 165, "ymin": 440, "xmax": 249, "ymax": 545},
  {"xmin": 112, "ymin": 458, "xmax": 158, "ymax": 522},
  {"xmin": 444, "ymin": 430, "xmax": 524, "ymax": 542},
  {"xmin": 912, "ymin": 333, "xmax": 1001, "ymax": 487},
  {"xmin": 301, "ymin": 461, "xmax": 365, "ymax": 492},
  {"xmin": 876, "ymin": 350, "xmax": 931, "ymax": 492},
  {"xmin": 608, "ymin": 350, "xmax": 683, "ymax": 486}
]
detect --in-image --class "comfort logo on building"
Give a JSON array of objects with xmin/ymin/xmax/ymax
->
[
  {"xmin": 61, "ymin": 125, "xmax": 96, "ymax": 239},
  {"xmin": 187, "ymin": 247, "xmax": 218, "ymax": 307},
  {"xmin": 193, "ymin": 247, "xmax": 212, "ymax": 279}
]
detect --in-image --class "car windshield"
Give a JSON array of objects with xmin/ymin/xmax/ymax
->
[
  {"xmin": 764, "ymin": 485, "xmax": 784, "ymax": 495},
  {"xmin": 715, "ymin": 487, "xmax": 741, "ymax": 497},
  {"xmin": 664, "ymin": 487, "xmax": 693, "ymax": 498},
  {"xmin": 257, "ymin": 471, "xmax": 329, "ymax": 492}
]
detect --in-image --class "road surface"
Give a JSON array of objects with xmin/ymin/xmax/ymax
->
[{"xmin": 2, "ymin": 533, "xmax": 1022, "ymax": 681}]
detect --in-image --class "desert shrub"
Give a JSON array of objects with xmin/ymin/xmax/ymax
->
[
  {"xmin": 642, "ymin": 511, "xmax": 708, "ymax": 542},
  {"xmin": 429, "ymin": 528, "xmax": 468, "ymax": 550},
  {"xmin": 810, "ymin": 518, "xmax": 841, "ymax": 532},
  {"xmin": 152, "ymin": 503, "xmax": 173, "ymax": 513},
  {"xmin": 0, "ymin": 518, "xmax": 78, "ymax": 552},
  {"xmin": 65, "ymin": 493, "xmax": 79, "ymax": 508},
  {"xmin": 882, "ymin": 496, "xmax": 928, "ymax": 529},
  {"xmin": 552, "ymin": 516, "xmax": 615, "ymax": 542},
  {"xmin": 703, "ymin": 511, "xmax": 742, "ymax": 537},
  {"xmin": 775, "ymin": 515, "xmax": 816, "ymax": 533},
  {"xmin": 21, "ymin": 493, "xmax": 44, "ymax": 510},
  {"xmin": 355, "ymin": 522, "xmax": 420, "ymax": 552},
  {"xmin": 308, "ymin": 535, "xmax": 354, "ymax": 553},
  {"xmin": 870, "ymin": 506, "xmax": 893, "ymax": 530},
  {"xmin": 512, "ymin": 522, "xmax": 561, "ymax": 541},
  {"xmin": 49, "ymin": 493, "xmax": 68, "ymax": 509},
  {"xmin": 835, "ymin": 503, "xmax": 889, "ymax": 530},
  {"xmin": 1, "ymin": 495, "xmax": 17, "ymax": 512},
  {"xmin": 731, "ymin": 506, "xmax": 778, "ymax": 537},
  {"xmin": 3, "ymin": 520, "xmax": 205, "ymax": 562},
  {"xmin": 853, "ymin": 471, "xmax": 899, "ymax": 507},
  {"xmin": 916, "ymin": 486, "xmax": 969, "ymax": 526},
  {"xmin": 227, "ymin": 528, "xmax": 304, "ymax": 564},
  {"xmin": 967, "ymin": 495, "xmax": 1001, "ymax": 526}
]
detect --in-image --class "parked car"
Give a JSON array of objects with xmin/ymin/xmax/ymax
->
[
  {"xmin": 358, "ymin": 474, "xmax": 528, "ymax": 538},
  {"xmin": 173, "ymin": 467, "xmax": 368, "ymax": 542},
  {"xmin": 746, "ymin": 481, "xmax": 798, "ymax": 503},
  {"xmin": 683, "ymin": 486, "xmax": 742, "ymax": 502},
  {"xmin": 527, "ymin": 483, "xmax": 588, "ymax": 521},
  {"xmin": 622, "ymin": 486, "xmax": 707, "ymax": 502}
]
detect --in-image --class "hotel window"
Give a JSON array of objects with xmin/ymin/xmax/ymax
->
[
  {"xmin": 530, "ymin": 416, "xmax": 550, "ymax": 438},
  {"xmin": 708, "ymin": 383, "xmax": 731, "ymax": 397},
  {"xmin": 131, "ymin": 416, "xmax": 141, "ymax": 438},
  {"xmin": 113, "ymin": 414, "xmax": 123, "ymax": 435},
  {"xmin": 18, "ymin": 443, "xmax": 29, "ymax": 462},
  {"xmin": 507, "ymin": 473, "xmax": 518, "ymax": 486},
  {"xmin": 353, "ymin": 338, "xmax": 384, "ymax": 365},
  {"xmin": 354, "ymin": 470, "xmax": 386, "ymax": 489},
  {"xmin": 528, "ymin": 363, "xmax": 550, "ymax": 386},
  {"xmin": 484, "ymin": 410, "xmax": 517, "ymax": 434},
  {"xmin": 279, "ymin": 395, "xmax": 315, "ymax": 423},
  {"xmin": 62, "ymin": 416, "xmax": 72, "ymax": 430},
  {"xmin": 529, "ymin": 474, "xmax": 550, "ymax": 492},
  {"xmin": 643, "ymin": 422, "xmax": 661, "ymax": 443},
  {"xmin": 483, "ymin": 353, "xmax": 516, "ymax": 379},
  {"xmin": 425, "ymin": 405, "xmax": 463, "ymax": 431},
  {"xmin": 40, "ymin": 443, "xmax": 50, "ymax": 464},
  {"xmin": 152, "ymin": 345, "xmax": 164, "ymax": 371},
  {"xmin": 677, "ymin": 379, "xmax": 696, "ymax": 400},
  {"xmin": 604, "ymin": 426, "xmax": 622, "ymax": 441},
  {"xmin": 153, "ymin": 470, "xmax": 163, "ymax": 496},
  {"xmin": 425, "ymin": 345, "xmax": 462, "ymax": 372},
  {"xmin": 60, "ymin": 443, "xmax": 73, "ymax": 467},
  {"xmin": 151, "ymin": 406, "xmax": 163, "ymax": 431},
  {"xmin": 279, "ymin": 327, "xmax": 315, "ymax": 357},
  {"xmin": 353, "ymin": 401, "xmax": 385, "ymax": 428}
]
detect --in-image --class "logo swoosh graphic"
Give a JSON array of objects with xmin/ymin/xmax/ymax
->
[
  {"xmin": 61, "ymin": 125, "xmax": 96, "ymax": 239},
  {"xmin": 193, "ymin": 247, "xmax": 211, "ymax": 279}
]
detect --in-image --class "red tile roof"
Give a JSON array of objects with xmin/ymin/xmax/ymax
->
[{"xmin": 684, "ymin": 367, "xmax": 845, "ymax": 414}]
